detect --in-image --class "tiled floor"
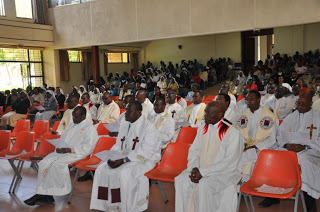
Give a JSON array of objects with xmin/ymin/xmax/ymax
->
[{"xmin": 0, "ymin": 83, "xmax": 319, "ymax": 211}]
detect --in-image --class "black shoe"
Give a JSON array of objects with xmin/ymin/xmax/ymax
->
[
  {"xmin": 34, "ymin": 195, "xmax": 55, "ymax": 206},
  {"xmin": 304, "ymin": 191, "xmax": 317, "ymax": 212},
  {"xmin": 258, "ymin": 198, "xmax": 280, "ymax": 208},
  {"xmin": 24, "ymin": 194, "xmax": 43, "ymax": 206},
  {"xmin": 78, "ymin": 171, "xmax": 93, "ymax": 182}
]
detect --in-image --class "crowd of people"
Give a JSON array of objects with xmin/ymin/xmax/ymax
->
[{"xmin": 0, "ymin": 52, "xmax": 319, "ymax": 212}]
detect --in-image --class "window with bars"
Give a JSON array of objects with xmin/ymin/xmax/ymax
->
[
  {"xmin": 0, "ymin": 0, "xmax": 5, "ymax": 16},
  {"xmin": 68, "ymin": 50, "xmax": 82, "ymax": 63},
  {"xmin": 106, "ymin": 53, "xmax": 129, "ymax": 64},
  {"xmin": 0, "ymin": 48, "xmax": 44, "ymax": 90},
  {"xmin": 48, "ymin": 0, "xmax": 95, "ymax": 8}
]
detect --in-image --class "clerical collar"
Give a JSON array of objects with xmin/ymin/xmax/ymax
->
[{"xmin": 104, "ymin": 100, "xmax": 113, "ymax": 106}]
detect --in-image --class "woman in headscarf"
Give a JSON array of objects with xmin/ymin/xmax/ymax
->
[
  {"xmin": 167, "ymin": 78, "xmax": 179, "ymax": 93},
  {"xmin": 157, "ymin": 75, "xmax": 167, "ymax": 95},
  {"xmin": 70, "ymin": 86, "xmax": 80, "ymax": 99},
  {"xmin": 55, "ymin": 87, "xmax": 65, "ymax": 109},
  {"xmin": 237, "ymin": 71, "xmax": 246, "ymax": 86},
  {"xmin": 90, "ymin": 88, "xmax": 100, "ymax": 105},
  {"xmin": 35, "ymin": 90, "xmax": 57, "ymax": 121},
  {"xmin": 0, "ymin": 90, "xmax": 31, "ymax": 129},
  {"xmin": 79, "ymin": 85, "xmax": 87, "ymax": 97}
]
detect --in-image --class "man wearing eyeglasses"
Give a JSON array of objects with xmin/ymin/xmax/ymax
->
[
  {"xmin": 277, "ymin": 92, "xmax": 320, "ymax": 212},
  {"xmin": 94, "ymin": 92, "xmax": 120, "ymax": 125}
]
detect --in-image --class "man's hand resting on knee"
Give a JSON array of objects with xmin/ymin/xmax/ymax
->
[
  {"xmin": 189, "ymin": 167, "xmax": 202, "ymax": 183},
  {"xmin": 108, "ymin": 159, "xmax": 124, "ymax": 169}
]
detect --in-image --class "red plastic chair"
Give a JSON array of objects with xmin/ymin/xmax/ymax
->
[
  {"xmin": 203, "ymin": 100, "xmax": 211, "ymax": 104},
  {"xmin": 240, "ymin": 150, "xmax": 307, "ymax": 212},
  {"xmin": 51, "ymin": 121, "xmax": 61, "ymax": 132},
  {"xmin": 32, "ymin": 120, "xmax": 50, "ymax": 142},
  {"xmin": 4, "ymin": 106, "xmax": 12, "ymax": 114},
  {"xmin": 0, "ymin": 130, "xmax": 11, "ymax": 152},
  {"xmin": 120, "ymin": 109, "xmax": 125, "ymax": 114},
  {"xmin": 176, "ymin": 127, "xmax": 198, "ymax": 144},
  {"xmin": 11, "ymin": 119, "xmax": 30, "ymax": 140},
  {"xmin": 145, "ymin": 143, "xmax": 191, "ymax": 203},
  {"xmin": 111, "ymin": 96, "xmax": 119, "ymax": 101},
  {"xmin": 0, "ymin": 131, "xmax": 35, "ymax": 193},
  {"xmin": 237, "ymin": 95, "xmax": 244, "ymax": 102},
  {"xmin": 96, "ymin": 122, "xmax": 109, "ymax": 136},
  {"xmin": 68, "ymin": 137, "xmax": 117, "ymax": 203}
]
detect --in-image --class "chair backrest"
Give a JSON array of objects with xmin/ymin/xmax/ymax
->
[
  {"xmin": 111, "ymin": 96, "xmax": 119, "ymax": 101},
  {"xmin": 35, "ymin": 133, "xmax": 61, "ymax": 156},
  {"xmin": 32, "ymin": 120, "xmax": 50, "ymax": 139},
  {"xmin": 92, "ymin": 137, "xmax": 117, "ymax": 155},
  {"xmin": 51, "ymin": 121, "xmax": 61, "ymax": 132},
  {"xmin": 0, "ymin": 130, "xmax": 11, "ymax": 152},
  {"xmin": 96, "ymin": 123, "xmax": 109, "ymax": 136},
  {"xmin": 120, "ymin": 109, "xmax": 125, "ymax": 114},
  {"xmin": 237, "ymin": 95, "xmax": 244, "ymax": 102},
  {"xmin": 11, "ymin": 119, "xmax": 30, "ymax": 137},
  {"xmin": 4, "ymin": 106, "xmax": 12, "ymax": 114},
  {"xmin": 159, "ymin": 143, "xmax": 191, "ymax": 172},
  {"xmin": 176, "ymin": 127, "xmax": 198, "ymax": 144},
  {"xmin": 0, "ymin": 106, "xmax": 3, "ymax": 118},
  {"xmin": 11, "ymin": 131, "xmax": 35, "ymax": 153},
  {"xmin": 251, "ymin": 150, "xmax": 301, "ymax": 188}
]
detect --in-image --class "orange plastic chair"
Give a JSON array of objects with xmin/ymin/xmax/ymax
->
[
  {"xmin": 176, "ymin": 127, "xmax": 198, "ymax": 144},
  {"xmin": 240, "ymin": 150, "xmax": 307, "ymax": 212},
  {"xmin": 186, "ymin": 101, "xmax": 192, "ymax": 106},
  {"xmin": 0, "ymin": 106, "xmax": 3, "ymax": 118},
  {"xmin": 0, "ymin": 130, "xmax": 11, "ymax": 152},
  {"xmin": 11, "ymin": 119, "xmax": 30, "ymax": 140},
  {"xmin": 237, "ymin": 95, "xmax": 244, "ymax": 102},
  {"xmin": 205, "ymin": 95, "xmax": 216, "ymax": 101},
  {"xmin": 68, "ymin": 137, "xmax": 117, "ymax": 203},
  {"xmin": 203, "ymin": 100, "xmax": 211, "ymax": 104},
  {"xmin": 32, "ymin": 120, "xmax": 50, "ymax": 142},
  {"xmin": 145, "ymin": 143, "xmax": 191, "ymax": 203},
  {"xmin": 97, "ymin": 122, "xmax": 109, "ymax": 136},
  {"xmin": 111, "ymin": 96, "xmax": 119, "ymax": 101},
  {"xmin": 120, "ymin": 109, "xmax": 125, "ymax": 114},
  {"xmin": 0, "ymin": 131, "xmax": 35, "ymax": 193},
  {"xmin": 51, "ymin": 121, "xmax": 61, "ymax": 132}
]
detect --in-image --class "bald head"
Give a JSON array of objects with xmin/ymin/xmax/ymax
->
[
  {"xmin": 204, "ymin": 101, "xmax": 225, "ymax": 125},
  {"xmin": 296, "ymin": 92, "xmax": 313, "ymax": 113},
  {"xmin": 136, "ymin": 90, "xmax": 146, "ymax": 104}
]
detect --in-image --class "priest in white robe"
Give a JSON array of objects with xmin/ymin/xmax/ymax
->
[
  {"xmin": 290, "ymin": 83, "xmax": 301, "ymax": 110},
  {"xmin": 165, "ymin": 89, "xmax": 184, "ymax": 123},
  {"xmin": 234, "ymin": 87, "xmax": 250, "ymax": 115},
  {"xmin": 150, "ymin": 98, "xmax": 175, "ymax": 149},
  {"xmin": 90, "ymin": 101, "xmax": 161, "ymax": 212},
  {"xmin": 216, "ymin": 93, "xmax": 237, "ymax": 124},
  {"xmin": 175, "ymin": 101, "xmax": 242, "ymax": 212},
  {"xmin": 184, "ymin": 90, "xmax": 206, "ymax": 127},
  {"xmin": 24, "ymin": 106, "xmax": 98, "ymax": 206},
  {"xmin": 277, "ymin": 93, "xmax": 320, "ymax": 212},
  {"xmin": 260, "ymin": 83, "xmax": 276, "ymax": 106},
  {"xmin": 56, "ymin": 96, "xmax": 91, "ymax": 134},
  {"xmin": 136, "ymin": 90, "xmax": 154, "ymax": 119},
  {"xmin": 81, "ymin": 93, "xmax": 97, "ymax": 121},
  {"xmin": 94, "ymin": 92, "xmax": 120, "ymax": 125}
]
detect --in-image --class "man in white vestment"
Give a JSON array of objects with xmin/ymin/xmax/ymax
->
[
  {"xmin": 24, "ymin": 106, "xmax": 98, "ymax": 206},
  {"xmin": 150, "ymin": 98, "xmax": 175, "ymax": 149},
  {"xmin": 119, "ymin": 84, "xmax": 131, "ymax": 100},
  {"xmin": 175, "ymin": 101, "xmax": 242, "ymax": 212},
  {"xmin": 277, "ymin": 92, "xmax": 320, "ymax": 212},
  {"xmin": 94, "ymin": 92, "xmax": 120, "ymax": 125},
  {"xmin": 234, "ymin": 87, "xmax": 250, "ymax": 115},
  {"xmin": 136, "ymin": 90, "xmax": 154, "ymax": 119},
  {"xmin": 266, "ymin": 85, "xmax": 293, "ymax": 121},
  {"xmin": 165, "ymin": 88, "xmax": 184, "ymax": 123},
  {"xmin": 81, "ymin": 93, "xmax": 97, "ymax": 122},
  {"xmin": 290, "ymin": 83, "xmax": 301, "ymax": 110},
  {"xmin": 90, "ymin": 101, "xmax": 160, "ymax": 212},
  {"xmin": 260, "ymin": 83, "xmax": 276, "ymax": 106},
  {"xmin": 236, "ymin": 90, "xmax": 278, "ymax": 208},
  {"xmin": 216, "ymin": 83, "xmax": 237, "ymax": 110},
  {"xmin": 55, "ymin": 96, "xmax": 91, "ymax": 134},
  {"xmin": 216, "ymin": 93, "xmax": 237, "ymax": 124},
  {"xmin": 184, "ymin": 90, "xmax": 206, "ymax": 127}
]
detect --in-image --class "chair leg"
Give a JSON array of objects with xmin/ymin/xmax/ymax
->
[
  {"xmin": 243, "ymin": 193, "xmax": 250, "ymax": 212},
  {"xmin": 236, "ymin": 192, "xmax": 243, "ymax": 212},
  {"xmin": 300, "ymin": 190, "xmax": 307, "ymax": 212},
  {"xmin": 12, "ymin": 161, "xmax": 24, "ymax": 193},
  {"xmin": 293, "ymin": 190, "xmax": 300, "ymax": 212},
  {"xmin": 157, "ymin": 180, "xmax": 168, "ymax": 203},
  {"xmin": 68, "ymin": 169, "xmax": 79, "ymax": 204},
  {"xmin": 248, "ymin": 194, "xmax": 255, "ymax": 212}
]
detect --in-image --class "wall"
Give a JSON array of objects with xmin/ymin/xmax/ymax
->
[
  {"xmin": 139, "ymin": 32, "xmax": 241, "ymax": 67},
  {"xmin": 48, "ymin": 0, "xmax": 320, "ymax": 49},
  {"xmin": 59, "ymin": 63, "xmax": 87, "ymax": 94},
  {"xmin": 304, "ymin": 22, "xmax": 320, "ymax": 52}
]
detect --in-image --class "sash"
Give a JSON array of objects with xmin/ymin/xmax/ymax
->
[
  {"xmin": 150, "ymin": 111, "xmax": 169, "ymax": 129},
  {"xmin": 186, "ymin": 103, "xmax": 206, "ymax": 124},
  {"xmin": 142, "ymin": 99, "xmax": 151, "ymax": 118},
  {"xmin": 237, "ymin": 106, "xmax": 275, "ymax": 146}
]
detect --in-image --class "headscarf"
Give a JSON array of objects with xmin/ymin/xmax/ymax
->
[
  {"xmin": 282, "ymin": 83, "xmax": 292, "ymax": 92},
  {"xmin": 56, "ymin": 87, "xmax": 64, "ymax": 95},
  {"xmin": 46, "ymin": 90, "xmax": 57, "ymax": 103},
  {"xmin": 79, "ymin": 85, "xmax": 87, "ymax": 94}
]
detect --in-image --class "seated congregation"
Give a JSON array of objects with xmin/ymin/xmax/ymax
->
[{"xmin": 0, "ymin": 52, "xmax": 320, "ymax": 212}]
